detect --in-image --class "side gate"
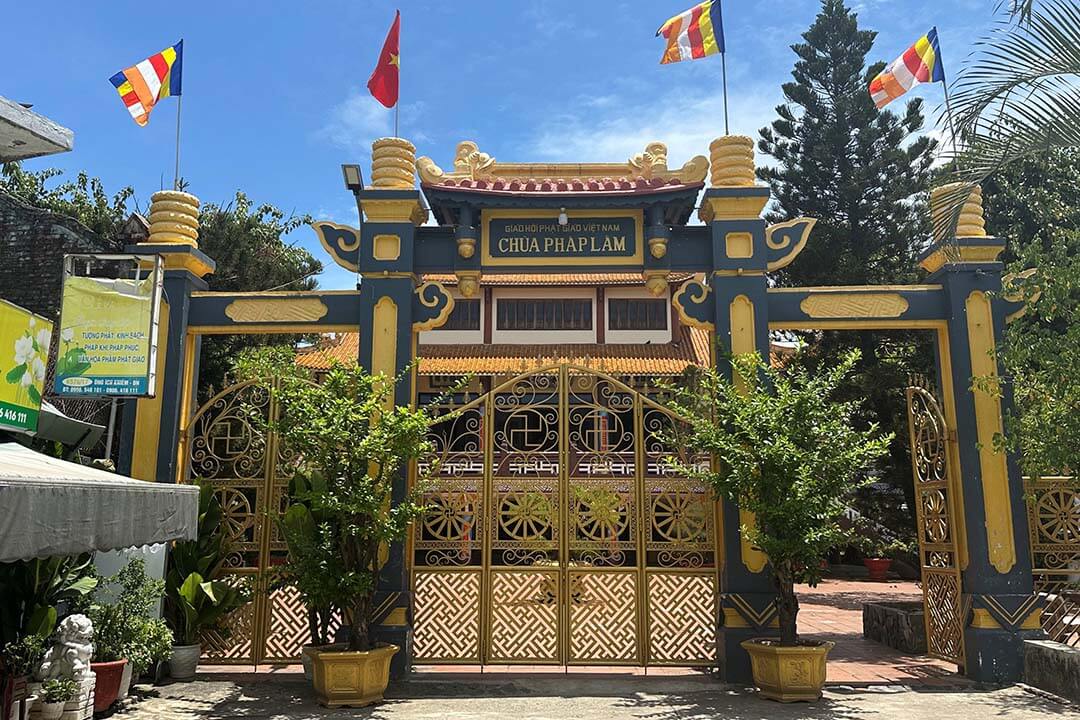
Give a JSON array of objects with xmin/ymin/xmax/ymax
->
[{"xmin": 905, "ymin": 379, "xmax": 966, "ymax": 667}]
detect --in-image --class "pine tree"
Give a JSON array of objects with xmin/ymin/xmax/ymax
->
[
  {"xmin": 758, "ymin": 0, "xmax": 936, "ymax": 287},
  {"xmin": 757, "ymin": 0, "xmax": 939, "ymax": 539}
]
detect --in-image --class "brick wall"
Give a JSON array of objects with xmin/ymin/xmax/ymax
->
[{"xmin": 0, "ymin": 190, "xmax": 118, "ymax": 320}]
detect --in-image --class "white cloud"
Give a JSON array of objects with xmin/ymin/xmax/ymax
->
[
  {"xmin": 319, "ymin": 93, "xmax": 393, "ymax": 150},
  {"xmin": 521, "ymin": 83, "xmax": 781, "ymax": 168}
]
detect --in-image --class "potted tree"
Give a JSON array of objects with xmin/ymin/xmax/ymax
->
[
  {"xmin": 669, "ymin": 349, "xmax": 891, "ymax": 702},
  {"xmin": 88, "ymin": 558, "xmax": 174, "ymax": 707},
  {"xmin": 276, "ymin": 475, "xmax": 340, "ymax": 682},
  {"xmin": 37, "ymin": 677, "xmax": 78, "ymax": 720},
  {"xmin": 255, "ymin": 359, "xmax": 441, "ymax": 708},
  {"xmin": 860, "ymin": 536, "xmax": 912, "ymax": 582},
  {"xmin": 163, "ymin": 483, "xmax": 250, "ymax": 681}
]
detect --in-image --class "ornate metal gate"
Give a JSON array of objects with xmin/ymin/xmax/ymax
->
[
  {"xmin": 183, "ymin": 378, "xmax": 336, "ymax": 664},
  {"xmin": 1025, "ymin": 475, "xmax": 1080, "ymax": 645},
  {"xmin": 905, "ymin": 380, "xmax": 966, "ymax": 666},
  {"xmin": 411, "ymin": 365, "xmax": 719, "ymax": 666}
]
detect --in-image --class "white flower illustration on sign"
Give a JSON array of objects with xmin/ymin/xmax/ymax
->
[
  {"xmin": 36, "ymin": 328, "xmax": 51, "ymax": 355},
  {"xmin": 14, "ymin": 335, "xmax": 34, "ymax": 364}
]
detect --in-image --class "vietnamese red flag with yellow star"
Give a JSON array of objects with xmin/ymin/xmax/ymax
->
[{"xmin": 367, "ymin": 10, "xmax": 400, "ymax": 108}]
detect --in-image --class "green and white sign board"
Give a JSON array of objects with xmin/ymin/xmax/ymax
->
[{"xmin": 0, "ymin": 299, "xmax": 53, "ymax": 433}]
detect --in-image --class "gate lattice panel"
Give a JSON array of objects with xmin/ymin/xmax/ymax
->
[
  {"xmin": 905, "ymin": 380, "xmax": 965, "ymax": 667},
  {"xmin": 413, "ymin": 365, "xmax": 718, "ymax": 667},
  {"xmin": 1025, "ymin": 476, "xmax": 1080, "ymax": 646},
  {"xmin": 184, "ymin": 378, "xmax": 339, "ymax": 665}
]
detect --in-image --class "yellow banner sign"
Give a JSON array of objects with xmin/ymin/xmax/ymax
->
[
  {"xmin": 0, "ymin": 299, "xmax": 53, "ymax": 432},
  {"xmin": 55, "ymin": 275, "xmax": 158, "ymax": 397}
]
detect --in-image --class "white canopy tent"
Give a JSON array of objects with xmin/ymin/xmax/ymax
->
[{"xmin": 0, "ymin": 442, "xmax": 198, "ymax": 563}]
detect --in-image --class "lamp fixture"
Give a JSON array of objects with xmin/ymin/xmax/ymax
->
[
  {"xmin": 341, "ymin": 164, "xmax": 364, "ymax": 192},
  {"xmin": 558, "ymin": 207, "xmax": 568, "ymax": 226}
]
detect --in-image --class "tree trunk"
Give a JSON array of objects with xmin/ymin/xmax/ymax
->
[
  {"xmin": 307, "ymin": 607, "xmax": 320, "ymax": 647},
  {"xmin": 774, "ymin": 562, "xmax": 800, "ymax": 646},
  {"xmin": 350, "ymin": 596, "xmax": 371, "ymax": 651}
]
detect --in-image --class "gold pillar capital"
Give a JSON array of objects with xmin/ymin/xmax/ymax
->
[
  {"xmin": 147, "ymin": 190, "xmax": 200, "ymax": 247},
  {"xmin": 930, "ymin": 182, "xmax": 987, "ymax": 239},
  {"xmin": 370, "ymin": 137, "xmax": 417, "ymax": 189},
  {"xmin": 709, "ymin": 135, "xmax": 756, "ymax": 188}
]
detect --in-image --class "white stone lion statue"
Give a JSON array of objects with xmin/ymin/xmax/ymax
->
[{"xmin": 37, "ymin": 614, "xmax": 94, "ymax": 681}]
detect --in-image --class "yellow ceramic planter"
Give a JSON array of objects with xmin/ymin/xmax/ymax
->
[
  {"xmin": 741, "ymin": 638, "xmax": 834, "ymax": 702},
  {"xmin": 306, "ymin": 643, "xmax": 398, "ymax": 708}
]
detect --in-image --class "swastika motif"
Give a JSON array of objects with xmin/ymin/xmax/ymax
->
[
  {"xmin": 412, "ymin": 366, "xmax": 721, "ymax": 667},
  {"xmin": 413, "ymin": 571, "xmax": 482, "ymax": 661},
  {"xmin": 646, "ymin": 572, "xmax": 717, "ymax": 664}
]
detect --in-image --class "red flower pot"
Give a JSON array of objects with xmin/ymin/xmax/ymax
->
[
  {"xmin": 863, "ymin": 557, "xmax": 892, "ymax": 582},
  {"xmin": 91, "ymin": 659, "xmax": 128, "ymax": 712}
]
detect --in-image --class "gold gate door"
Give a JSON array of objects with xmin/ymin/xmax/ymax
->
[
  {"xmin": 184, "ymin": 378, "xmax": 336, "ymax": 664},
  {"xmin": 905, "ymin": 381, "xmax": 966, "ymax": 667},
  {"xmin": 412, "ymin": 365, "xmax": 719, "ymax": 667}
]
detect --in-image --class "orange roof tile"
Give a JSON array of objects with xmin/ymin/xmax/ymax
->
[
  {"xmin": 422, "ymin": 273, "xmax": 693, "ymax": 287},
  {"xmin": 295, "ymin": 328, "xmax": 713, "ymax": 376}
]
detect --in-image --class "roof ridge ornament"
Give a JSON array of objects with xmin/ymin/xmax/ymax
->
[{"xmin": 417, "ymin": 140, "xmax": 708, "ymax": 186}]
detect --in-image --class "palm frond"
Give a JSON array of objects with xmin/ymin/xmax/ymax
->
[{"xmin": 934, "ymin": 0, "xmax": 1080, "ymax": 241}]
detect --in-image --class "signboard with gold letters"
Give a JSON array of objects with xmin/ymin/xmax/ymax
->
[{"xmin": 482, "ymin": 210, "xmax": 642, "ymax": 266}]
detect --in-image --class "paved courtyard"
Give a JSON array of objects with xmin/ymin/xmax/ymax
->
[
  {"xmin": 110, "ymin": 674, "xmax": 1073, "ymax": 719},
  {"xmin": 123, "ymin": 578, "xmax": 1072, "ymax": 718},
  {"xmin": 797, "ymin": 578, "xmax": 958, "ymax": 684}
]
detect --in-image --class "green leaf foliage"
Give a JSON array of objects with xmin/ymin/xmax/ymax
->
[
  {"xmin": 0, "ymin": 554, "xmax": 98, "ymax": 648},
  {"xmin": 981, "ymin": 149, "xmax": 1080, "ymax": 476},
  {"xmin": 88, "ymin": 558, "xmax": 174, "ymax": 671},
  {"xmin": 163, "ymin": 482, "xmax": 251, "ymax": 646},
  {"xmin": 241, "ymin": 347, "xmax": 456, "ymax": 651},
  {"xmin": 665, "ymin": 349, "xmax": 892, "ymax": 646},
  {"xmin": 756, "ymin": 0, "xmax": 937, "ymax": 538}
]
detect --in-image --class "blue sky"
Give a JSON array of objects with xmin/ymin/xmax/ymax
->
[{"xmin": 3, "ymin": 0, "xmax": 994, "ymax": 290}]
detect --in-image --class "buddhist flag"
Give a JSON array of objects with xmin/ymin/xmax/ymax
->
[
  {"xmin": 109, "ymin": 40, "xmax": 183, "ymax": 126},
  {"xmin": 869, "ymin": 28, "xmax": 945, "ymax": 109},
  {"xmin": 368, "ymin": 11, "xmax": 400, "ymax": 108},
  {"xmin": 656, "ymin": 0, "xmax": 725, "ymax": 64}
]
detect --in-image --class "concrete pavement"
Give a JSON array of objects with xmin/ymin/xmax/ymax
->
[{"xmin": 108, "ymin": 673, "xmax": 1075, "ymax": 719}]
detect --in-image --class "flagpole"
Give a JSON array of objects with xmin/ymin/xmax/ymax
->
[
  {"xmin": 173, "ymin": 94, "xmax": 182, "ymax": 190},
  {"xmin": 941, "ymin": 77, "xmax": 962, "ymax": 169},
  {"xmin": 721, "ymin": 51, "xmax": 730, "ymax": 136}
]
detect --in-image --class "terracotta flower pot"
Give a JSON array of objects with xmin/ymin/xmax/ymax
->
[
  {"xmin": 864, "ymin": 557, "xmax": 892, "ymax": 581},
  {"xmin": 91, "ymin": 659, "xmax": 128, "ymax": 712}
]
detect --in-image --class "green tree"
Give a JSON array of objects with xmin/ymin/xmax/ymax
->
[
  {"xmin": 668, "ymin": 350, "xmax": 892, "ymax": 645},
  {"xmin": 1, "ymin": 163, "xmax": 134, "ymax": 246},
  {"xmin": 195, "ymin": 192, "xmax": 322, "ymax": 399},
  {"xmin": 981, "ymin": 149, "xmax": 1080, "ymax": 476},
  {"xmin": 0, "ymin": 166, "xmax": 323, "ymax": 398},
  {"xmin": 756, "ymin": 0, "xmax": 937, "ymax": 536},
  {"xmin": 758, "ymin": 0, "xmax": 936, "ymax": 287},
  {"xmin": 941, "ymin": 1, "xmax": 1080, "ymax": 239},
  {"xmin": 252, "ymin": 358, "xmax": 439, "ymax": 652}
]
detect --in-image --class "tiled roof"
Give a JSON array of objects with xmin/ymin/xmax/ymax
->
[
  {"xmin": 423, "ymin": 177, "xmax": 703, "ymax": 196},
  {"xmin": 295, "ymin": 328, "xmax": 712, "ymax": 376},
  {"xmin": 422, "ymin": 273, "xmax": 694, "ymax": 287}
]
